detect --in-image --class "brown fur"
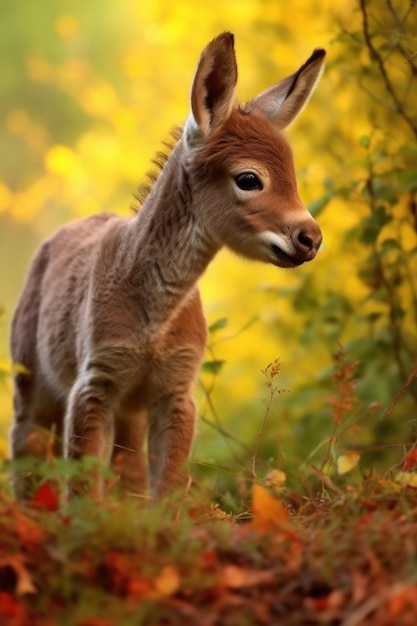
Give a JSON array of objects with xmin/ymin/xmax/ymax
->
[{"xmin": 10, "ymin": 33, "xmax": 325, "ymax": 499}]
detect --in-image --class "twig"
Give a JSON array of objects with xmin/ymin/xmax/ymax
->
[
  {"xmin": 386, "ymin": 0, "xmax": 404, "ymax": 30},
  {"xmin": 310, "ymin": 466, "xmax": 343, "ymax": 495},
  {"xmin": 380, "ymin": 363, "xmax": 417, "ymax": 420},
  {"xmin": 341, "ymin": 580, "xmax": 417, "ymax": 626},
  {"xmin": 199, "ymin": 411, "xmax": 251, "ymax": 455},
  {"xmin": 385, "ymin": 0, "xmax": 417, "ymax": 74},
  {"xmin": 360, "ymin": 0, "xmax": 417, "ymax": 138}
]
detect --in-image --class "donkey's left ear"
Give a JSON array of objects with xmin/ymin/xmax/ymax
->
[
  {"xmin": 185, "ymin": 32, "xmax": 238, "ymax": 148},
  {"xmin": 243, "ymin": 48, "xmax": 326, "ymax": 129}
]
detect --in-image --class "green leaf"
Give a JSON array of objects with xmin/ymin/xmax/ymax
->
[
  {"xmin": 359, "ymin": 135, "xmax": 370, "ymax": 148},
  {"xmin": 201, "ymin": 359, "xmax": 225, "ymax": 375},
  {"xmin": 308, "ymin": 195, "xmax": 330, "ymax": 217},
  {"xmin": 380, "ymin": 238, "xmax": 402, "ymax": 251},
  {"xmin": 208, "ymin": 318, "xmax": 228, "ymax": 333},
  {"xmin": 397, "ymin": 169, "xmax": 417, "ymax": 191},
  {"xmin": 359, "ymin": 206, "xmax": 392, "ymax": 244}
]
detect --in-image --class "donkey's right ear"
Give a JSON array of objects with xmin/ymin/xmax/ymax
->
[
  {"xmin": 185, "ymin": 32, "xmax": 238, "ymax": 148},
  {"xmin": 242, "ymin": 48, "xmax": 326, "ymax": 129}
]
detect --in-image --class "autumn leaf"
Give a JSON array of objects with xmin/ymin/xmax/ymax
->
[
  {"xmin": 220, "ymin": 564, "xmax": 274, "ymax": 589},
  {"xmin": 0, "ymin": 592, "xmax": 26, "ymax": 621},
  {"xmin": 394, "ymin": 471, "xmax": 417, "ymax": 488},
  {"xmin": 387, "ymin": 583, "xmax": 417, "ymax": 618},
  {"xmin": 12, "ymin": 508, "xmax": 45, "ymax": 546},
  {"xmin": 32, "ymin": 481, "xmax": 60, "ymax": 511},
  {"xmin": 0, "ymin": 556, "xmax": 36, "ymax": 596},
  {"xmin": 126, "ymin": 575, "xmax": 154, "ymax": 599},
  {"xmin": 337, "ymin": 452, "xmax": 360, "ymax": 475},
  {"xmin": 264, "ymin": 469, "xmax": 286, "ymax": 489},
  {"xmin": 154, "ymin": 565, "xmax": 181, "ymax": 597},
  {"xmin": 403, "ymin": 447, "xmax": 417, "ymax": 471},
  {"xmin": 251, "ymin": 483, "xmax": 290, "ymax": 532}
]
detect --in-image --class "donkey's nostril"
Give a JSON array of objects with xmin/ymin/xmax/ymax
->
[
  {"xmin": 297, "ymin": 229, "xmax": 315, "ymax": 251},
  {"xmin": 293, "ymin": 223, "xmax": 322, "ymax": 258}
]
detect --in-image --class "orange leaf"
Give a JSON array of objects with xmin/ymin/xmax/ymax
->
[
  {"xmin": 12, "ymin": 509, "xmax": 44, "ymax": 546},
  {"xmin": 251, "ymin": 483, "xmax": 290, "ymax": 533},
  {"xmin": 0, "ymin": 556, "xmax": 36, "ymax": 596},
  {"xmin": 126, "ymin": 575, "xmax": 154, "ymax": 599},
  {"xmin": 154, "ymin": 565, "xmax": 181, "ymax": 597},
  {"xmin": 387, "ymin": 584, "xmax": 417, "ymax": 617},
  {"xmin": 220, "ymin": 564, "xmax": 274, "ymax": 589}
]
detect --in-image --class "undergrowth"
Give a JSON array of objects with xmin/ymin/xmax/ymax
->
[{"xmin": 1, "ymin": 345, "xmax": 417, "ymax": 626}]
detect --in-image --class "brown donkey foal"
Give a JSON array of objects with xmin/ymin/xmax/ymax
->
[{"xmin": 10, "ymin": 33, "xmax": 325, "ymax": 499}]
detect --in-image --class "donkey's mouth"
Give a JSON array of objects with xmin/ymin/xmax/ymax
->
[{"xmin": 270, "ymin": 244, "xmax": 304, "ymax": 268}]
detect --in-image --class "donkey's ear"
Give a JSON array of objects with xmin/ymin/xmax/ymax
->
[
  {"xmin": 243, "ymin": 48, "xmax": 326, "ymax": 129},
  {"xmin": 185, "ymin": 32, "xmax": 238, "ymax": 147}
]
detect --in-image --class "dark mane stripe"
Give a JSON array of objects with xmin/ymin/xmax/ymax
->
[{"xmin": 132, "ymin": 125, "xmax": 183, "ymax": 212}]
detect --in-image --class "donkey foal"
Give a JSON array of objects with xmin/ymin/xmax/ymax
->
[{"xmin": 10, "ymin": 33, "xmax": 325, "ymax": 499}]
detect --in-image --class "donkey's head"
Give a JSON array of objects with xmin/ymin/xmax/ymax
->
[{"xmin": 185, "ymin": 32, "xmax": 325, "ymax": 268}]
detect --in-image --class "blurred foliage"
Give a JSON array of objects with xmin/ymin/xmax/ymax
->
[{"xmin": 1, "ymin": 0, "xmax": 416, "ymax": 493}]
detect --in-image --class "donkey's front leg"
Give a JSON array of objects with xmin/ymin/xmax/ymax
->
[
  {"xmin": 147, "ymin": 393, "xmax": 197, "ymax": 498},
  {"xmin": 64, "ymin": 376, "xmax": 115, "ymax": 497}
]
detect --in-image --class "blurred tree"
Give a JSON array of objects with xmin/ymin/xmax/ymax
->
[{"xmin": 252, "ymin": 0, "xmax": 417, "ymax": 476}]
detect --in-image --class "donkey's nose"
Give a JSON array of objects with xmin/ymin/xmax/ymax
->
[{"xmin": 292, "ymin": 221, "xmax": 322, "ymax": 261}]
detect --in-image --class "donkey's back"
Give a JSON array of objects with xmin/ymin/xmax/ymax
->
[{"xmin": 12, "ymin": 213, "xmax": 118, "ymax": 392}]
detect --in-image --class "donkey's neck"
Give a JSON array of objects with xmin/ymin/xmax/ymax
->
[{"xmin": 123, "ymin": 141, "xmax": 219, "ymax": 330}]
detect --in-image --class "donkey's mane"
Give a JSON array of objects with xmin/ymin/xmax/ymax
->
[{"xmin": 132, "ymin": 125, "xmax": 183, "ymax": 212}]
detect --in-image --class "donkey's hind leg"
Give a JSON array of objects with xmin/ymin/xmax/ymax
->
[
  {"xmin": 112, "ymin": 409, "xmax": 148, "ymax": 496},
  {"xmin": 10, "ymin": 375, "xmax": 64, "ymax": 498},
  {"xmin": 10, "ymin": 240, "xmax": 57, "ymax": 497}
]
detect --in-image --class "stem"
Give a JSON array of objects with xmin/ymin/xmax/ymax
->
[
  {"xmin": 252, "ymin": 388, "xmax": 274, "ymax": 477},
  {"xmin": 381, "ymin": 363, "xmax": 417, "ymax": 420}
]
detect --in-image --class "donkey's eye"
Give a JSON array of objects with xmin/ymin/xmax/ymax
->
[{"xmin": 234, "ymin": 172, "xmax": 263, "ymax": 191}]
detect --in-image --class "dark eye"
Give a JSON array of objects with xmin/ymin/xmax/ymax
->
[{"xmin": 234, "ymin": 172, "xmax": 263, "ymax": 191}]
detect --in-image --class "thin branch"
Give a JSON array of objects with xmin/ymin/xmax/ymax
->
[
  {"xmin": 386, "ymin": 0, "xmax": 417, "ymax": 77},
  {"xmin": 198, "ymin": 381, "xmax": 250, "ymax": 458},
  {"xmin": 402, "ymin": 0, "xmax": 417, "ymax": 23},
  {"xmin": 386, "ymin": 0, "xmax": 404, "ymax": 30},
  {"xmin": 380, "ymin": 363, "xmax": 417, "ymax": 420},
  {"xmin": 360, "ymin": 0, "xmax": 417, "ymax": 138}
]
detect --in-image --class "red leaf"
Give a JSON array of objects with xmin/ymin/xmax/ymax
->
[
  {"xmin": 404, "ymin": 447, "xmax": 417, "ymax": 471},
  {"xmin": 0, "ymin": 592, "xmax": 22, "ymax": 617},
  {"xmin": 32, "ymin": 482, "xmax": 60, "ymax": 512}
]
